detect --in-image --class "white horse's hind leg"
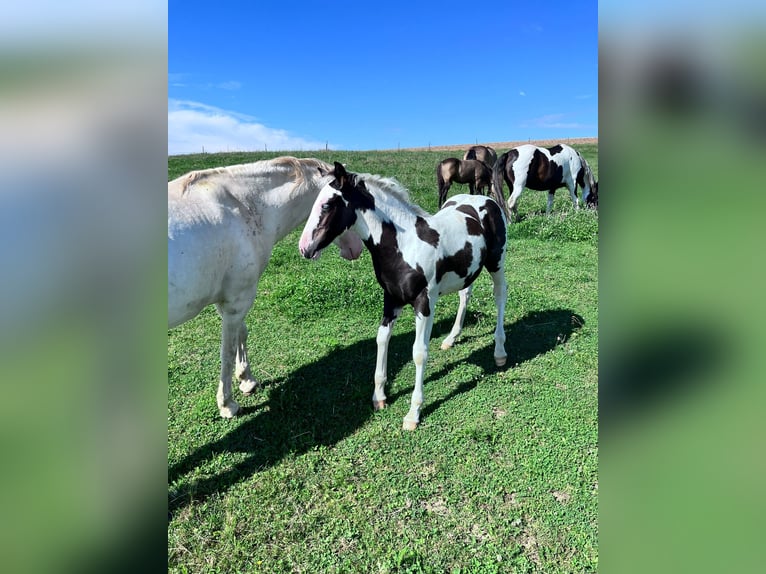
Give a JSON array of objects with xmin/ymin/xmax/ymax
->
[
  {"xmin": 490, "ymin": 270, "xmax": 508, "ymax": 367},
  {"xmin": 441, "ymin": 285, "xmax": 472, "ymax": 350},
  {"xmin": 403, "ymin": 304, "xmax": 436, "ymax": 430},
  {"xmin": 234, "ymin": 322, "xmax": 260, "ymax": 395}
]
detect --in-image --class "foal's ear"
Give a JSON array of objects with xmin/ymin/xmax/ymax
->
[
  {"xmin": 333, "ymin": 161, "xmax": 348, "ymax": 178},
  {"xmin": 329, "ymin": 161, "xmax": 349, "ymax": 189}
]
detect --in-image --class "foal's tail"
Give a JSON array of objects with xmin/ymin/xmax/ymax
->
[
  {"xmin": 436, "ymin": 161, "xmax": 448, "ymax": 207},
  {"xmin": 491, "ymin": 152, "xmax": 510, "ymax": 217}
]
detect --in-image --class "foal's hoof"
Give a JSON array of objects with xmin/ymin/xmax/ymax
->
[
  {"xmin": 440, "ymin": 340, "xmax": 454, "ymax": 350},
  {"xmin": 219, "ymin": 401, "xmax": 240, "ymax": 419},
  {"xmin": 495, "ymin": 355, "xmax": 507, "ymax": 367},
  {"xmin": 239, "ymin": 379, "xmax": 260, "ymax": 395},
  {"xmin": 402, "ymin": 419, "xmax": 419, "ymax": 431},
  {"xmin": 373, "ymin": 400, "xmax": 388, "ymax": 411}
]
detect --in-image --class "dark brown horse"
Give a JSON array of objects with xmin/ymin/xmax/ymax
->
[
  {"xmin": 436, "ymin": 158, "xmax": 493, "ymax": 208},
  {"xmin": 463, "ymin": 145, "xmax": 497, "ymax": 168}
]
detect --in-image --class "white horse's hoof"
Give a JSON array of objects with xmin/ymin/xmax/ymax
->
[
  {"xmin": 402, "ymin": 419, "xmax": 419, "ymax": 431},
  {"xmin": 495, "ymin": 355, "xmax": 507, "ymax": 367},
  {"xmin": 219, "ymin": 401, "xmax": 240, "ymax": 418},
  {"xmin": 373, "ymin": 400, "xmax": 388, "ymax": 411},
  {"xmin": 440, "ymin": 340, "xmax": 454, "ymax": 350},
  {"xmin": 239, "ymin": 379, "xmax": 260, "ymax": 395}
]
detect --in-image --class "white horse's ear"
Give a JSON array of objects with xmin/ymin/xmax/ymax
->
[{"xmin": 318, "ymin": 164, "xmax": 331, "ymax": 177}]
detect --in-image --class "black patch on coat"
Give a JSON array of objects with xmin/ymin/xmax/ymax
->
[
  {"xmin": 441, "ymin": 199, "xmax": 458, "ymax": 210},
  {"xmin": 548, "ymin": 144, "xmax": 564, "ymax": 155},
  {"xmin": 526, "ymin": 149, "xmax": 564, "ymax": 191},
  {"xmin": 365, "ymin": 221, "xmax": 429, "ymax": 316},
  {"xmin": 479, "ymin": 200, "xmax": 506, "ymax": 273},
  {"xmin": 456, "ymin": 204, "xmax": 482, "ymax": 235},
  {"xmin": 415, "ymin": 216, "xmax": 440, "ymax": 247},
  {"xmin": 435, "ymin": 242, "xmax": 474, "ymax": 283},
  {"xmin": 503, "ymin": 148, "xmax": 520, "ymax": 188},
  {"xmin": 575, "ymin": 165, "xmax": 585, "ymax": 188},
  {"xmin": 329, "ymin": 161, "xmax": 376, "ymax": 212}
]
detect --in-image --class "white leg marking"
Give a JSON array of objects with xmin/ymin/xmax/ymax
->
[
  {"xmin": 441, "ymin": 285, "xmax": 472, "ymax": 350},
  {"xmin": 403, "ymin": 305, "xmax": 436, "ymax": 430},
  {"xmin": 491, "ymin": 269, "xmax": 508, "ymax": 367}
]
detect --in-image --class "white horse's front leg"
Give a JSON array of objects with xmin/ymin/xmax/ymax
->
[
  {"xmin": 235, "ymin": 321, "xmax": 260, "ymax": 395},
  {"xmin": 490, "ymin": 270, "xmax": 508, "ymax": 367},
  {"xmin": 373, "ymin": 306, "xmax": 401, "ymax": 410},
  {"xmin": 403, "ymin": 307, "xmax": 436, "ymax": 430},
  {"xmin": 441, "ymin": 285, "xmax": 472, "ymax": 350},
  {"xmin": 216, "ymin": 313, "xmax": 241, "ymax": 418}
]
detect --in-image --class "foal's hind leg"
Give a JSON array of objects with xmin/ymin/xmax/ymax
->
[
  {"xmin": 404, "ymin": 301, "xmax": 437, "ymax": 430},
  {"xmin": 440, "ymin": 285, "xmax": 472, "ymax": 350},
  {"xmin": 490, "ymin": 269, "xmax": 508, "ymax": 367},
  {"xmin": 235, "ymin": 322, "xmax": 260, "ymax": 395}
]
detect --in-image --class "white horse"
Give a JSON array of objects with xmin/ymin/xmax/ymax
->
[
  {"xmin": 169, "ymin": 157, "xmax": 363, "ymax": 418},
  {"xmin": 492, "ymin": 143, "xmax": 598, "ymax": 220},
  {"xmin": 299, "ymin": 162, "xmax": 508, "ymax": 430}
]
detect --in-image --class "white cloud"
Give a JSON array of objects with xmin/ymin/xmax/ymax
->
[
  {"xmin": 168, "ymin": 99, "xmax": 332, "ymax": 155},
  {"xmin": 519, "ymin": 91, "xmax": 526, "ymax": 96},
  {"xmin": 521, "ymin": 113, "xmax": 594, "ymax": 130}
]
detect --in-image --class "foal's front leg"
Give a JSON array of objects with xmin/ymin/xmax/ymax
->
[
  {"xmin": 372, "ymin": 301, "xmax": 402, "ymax": 411},
  {"xmin": 403, "ymin": 299, "xmax": 437, "ymax": 430}
]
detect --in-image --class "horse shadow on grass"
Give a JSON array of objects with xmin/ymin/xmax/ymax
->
[{"xmin": 168, "ymin": 308, "xmax": 583, "ymax": 514}]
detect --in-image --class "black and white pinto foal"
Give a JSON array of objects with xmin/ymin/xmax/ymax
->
[{"xmin": 299, "ymin": 162, "xmax": 508, "ymax": 430}]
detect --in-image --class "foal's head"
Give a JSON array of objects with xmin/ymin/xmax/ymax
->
[{"xmin": 299, "ymin": 162, "xmax": 373, "ymax": 259}]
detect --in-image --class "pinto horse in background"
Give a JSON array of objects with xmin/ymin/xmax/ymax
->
[
  {"xmin": 463, "ymin": 145, "xmax": 497, "ymax": 168},
  {"xmin": 436, "ymin": 157, "xmax": 493, "ymax": 208},
  {"xmin": 300, "ymin": 162, "xmax": 508, "ymax": 430},
  {"xmin": 169, "ymin": 157, "xmax": 363, "ymax": 418},
  {"xmin": 491, "ymin": 143, "xmax": 598, "ymax": 220}
]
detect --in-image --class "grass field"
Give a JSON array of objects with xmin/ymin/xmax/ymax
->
[{"xmin": 168, "ymin": 145, "xmax": 598, "ymax": 573}]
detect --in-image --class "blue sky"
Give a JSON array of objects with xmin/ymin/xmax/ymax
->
[{"xmin": 169, "ymin": 0, "xmax": 597, "ymax": 154}]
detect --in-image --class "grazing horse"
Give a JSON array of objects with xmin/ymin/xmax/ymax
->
[
  {"xmin": 299, "ymin": 162, "xmax": 508, "ymax": 430},
  {"xmin": 463, "ymin": 145, "xmax": 497, "ymax": 168},
  {"xmin": 168, "ymin": 157, "xmax": 363, "ymax": 418},
  {"xmin": 491, "ymin": 143, "xmax": 598, "ymax": 220},
  {"xmin": 437, "ymin": 158, "xmax": 493, "ymax": 208}
]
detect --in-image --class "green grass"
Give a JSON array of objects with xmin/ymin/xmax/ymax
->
[{"xmin": 168, "ymin": 145, "xmax": 598, "ymax": 573}]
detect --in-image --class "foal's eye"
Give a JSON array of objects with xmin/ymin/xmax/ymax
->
[{"xmin": 320, "ymin": 203, "xmax": 330, "ymax": 213}]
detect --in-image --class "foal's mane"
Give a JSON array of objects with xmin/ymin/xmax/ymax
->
[
  {"xmin": 181, "ymin": 156, "xmax": 331, "ymax": 195},
  {"xmin": 353, "ymin": 172, "xmax": 429, "ymax": 218}
]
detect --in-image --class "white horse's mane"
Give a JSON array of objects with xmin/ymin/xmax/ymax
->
[
  {"xmin": 353, "ymin": 172, "xmax": 429, "ymax": 219},
  {"xmin": 181, "ymin": 157, "xmax": 331, "ymax": 195}
]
